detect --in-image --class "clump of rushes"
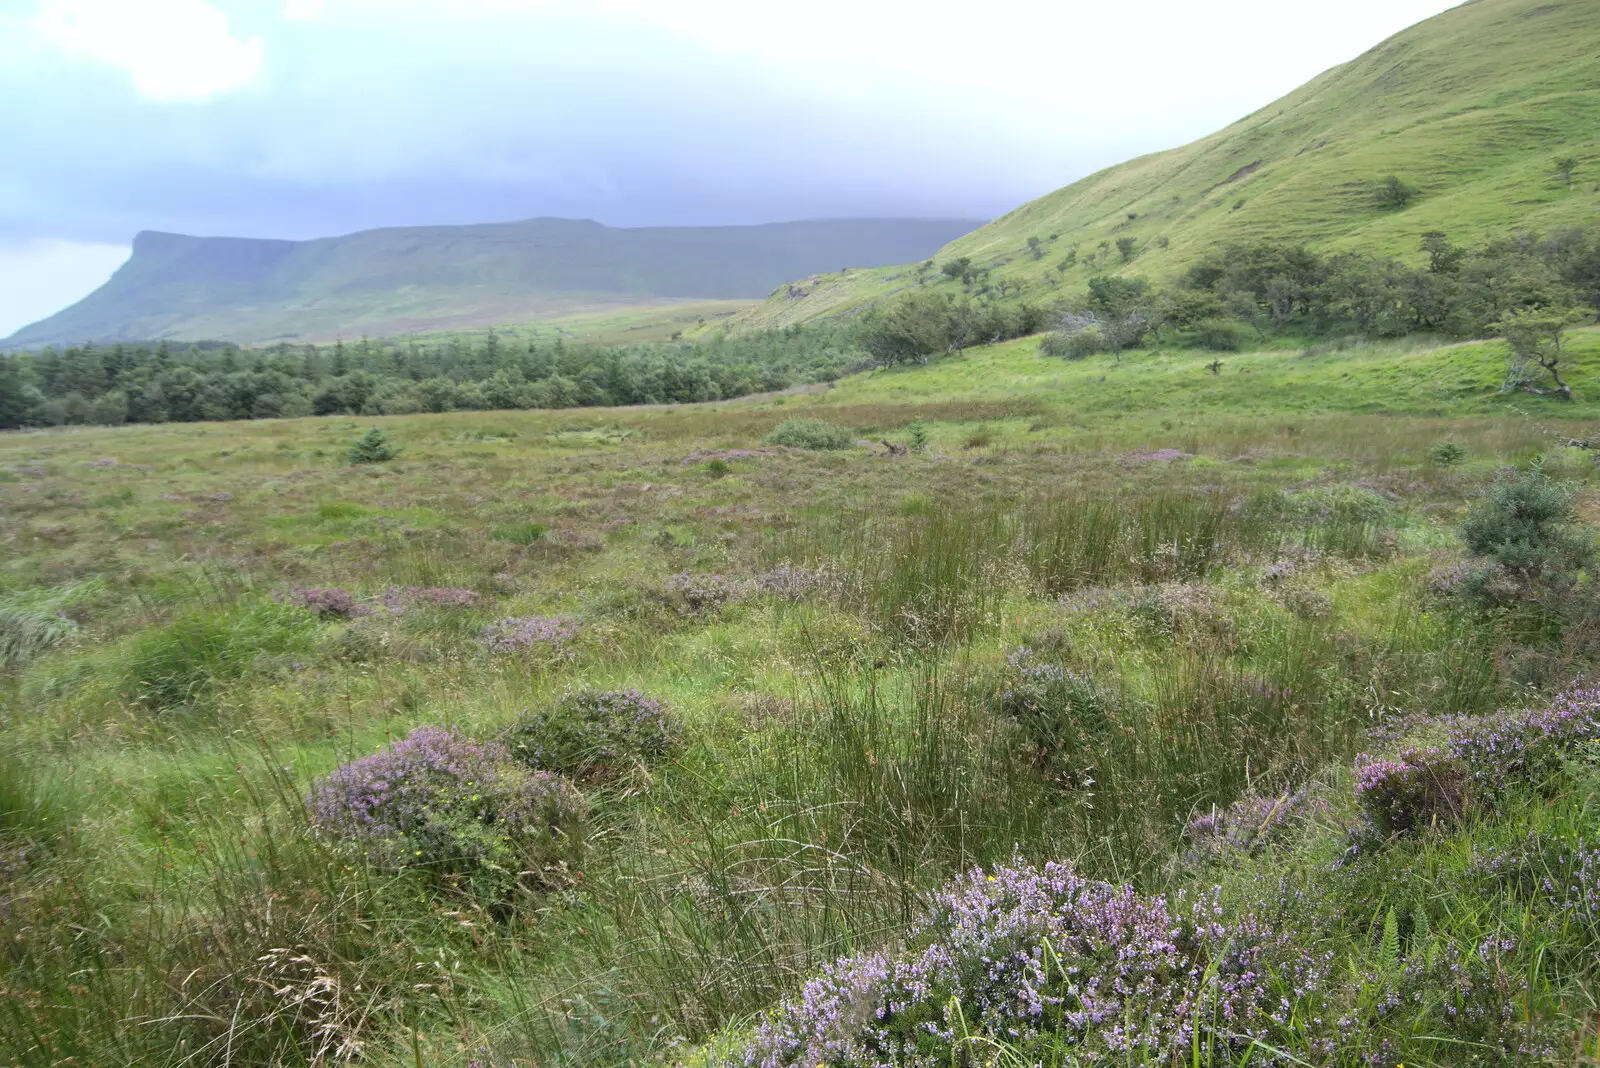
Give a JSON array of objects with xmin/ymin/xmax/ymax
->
[
  {"xmin": 307, "ymin": 726, "xmax": 584, "ymax": 896},
  {"xmin": 728, "ymin": 857, "xmax": 1324, "ymax": 1067},
  {"xmin": 762, "ymin": 417, "xmax": 854, "ymax": 451},
  {"xmin": 505, "ymin": 687, "xmax": 674, "ymax": 781}
]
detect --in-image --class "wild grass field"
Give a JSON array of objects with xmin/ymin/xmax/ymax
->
[{"xmin": 5, "ymin": 330, "xmax": 1600, "ymax": 1066}]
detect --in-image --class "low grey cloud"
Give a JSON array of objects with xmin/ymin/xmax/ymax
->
[{"xmin": 0, "ymin": 0, "xmax": 1461, "ymax": 334}]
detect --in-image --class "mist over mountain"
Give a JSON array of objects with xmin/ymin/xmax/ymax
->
[{"xmin": 2, "ymin": 216, "xmax": 981, "ymax": 348}]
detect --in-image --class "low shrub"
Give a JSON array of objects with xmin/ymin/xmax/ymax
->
[
  {"xmin": 1458, "ymin": 466, "xmax": 1591, "ymax": 603},
  {"xmin": 1429, "ymin": 440, "xmax": 1467, "ymax": 467},
  {"xmin": 307, "ymin": 726, "xmax": 584, "ymax": 896},
  {"xmin": 762, "ymin": 418, "xmax": 854, "ymax": 451},
  {"xmin": 1182, "ymin": 785, "xmax": 1329, "ymax": 864},
  {"xmin": 505, "ymin": 687, "xmax": 674, "ymax": 780},
  {"xmin": 287, "ymin": 586, "xmax": 364, "ymax": 619},
  {"xmin": 662, "ymin": 571, "xmax": 746, "ymax": 614},
  {"xmin": 996, "ymin": 646, "xmax": 1119, "ymax": 778},
  {"xmin": 1040, "ymin": 327, "xmax": 1103, "ymax": 360}
]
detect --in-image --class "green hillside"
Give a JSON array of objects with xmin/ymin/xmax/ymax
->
[
  {"xmin": 1, "ymin": 217, "xmax": 981, "ymax": 349},
  {"xmin": 733, "ymin": 0, "xmax": 1600, "ymax": 331}
]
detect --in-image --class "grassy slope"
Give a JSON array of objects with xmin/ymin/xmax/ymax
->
[
  {"xmin": 2, "ymin": 218, "xmax": 980, "ymax": 349},
  {"xmin": 731, "ymin": 0, "xmax": 1600, "ymax": 331}
]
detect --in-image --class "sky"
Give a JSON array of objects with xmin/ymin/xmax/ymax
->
[{"xmin": 0, "ymin": 0, "xmax": 1465, "ymax": 338}]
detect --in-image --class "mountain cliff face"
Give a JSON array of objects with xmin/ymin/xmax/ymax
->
[
  {"xmin": 3, "ymin": 217, "xmax": 982, "ymax": 347},
  {"xmin": 731, "ymin": 0, "xmax": 1600, "ymax": 330}
]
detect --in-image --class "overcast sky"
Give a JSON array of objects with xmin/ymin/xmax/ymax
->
[{"xmin": 0, "ymin": 0, "xmax": 1463, "ymax": 337}]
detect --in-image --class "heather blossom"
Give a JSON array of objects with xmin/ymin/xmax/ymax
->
[
  {"xmin": 483, "ymin": 615, "xmax": 581, "ymax": 657},
  {"xmin": 732, "ymin": 858, "xmax": 1324, "ymax": 1067},
  {"xmin": 307, "ymin": 726, "xmax": 584, "ymax": 894}
]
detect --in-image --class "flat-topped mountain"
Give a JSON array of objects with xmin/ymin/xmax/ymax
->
[{"xmin": 2, "ymin": 216, "xmax": 982, "ymax": 348}]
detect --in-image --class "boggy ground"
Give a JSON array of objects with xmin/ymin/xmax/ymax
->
[{"xmin": 5, "ymin": 333, "xmax": 1600, "ymax": 1065}]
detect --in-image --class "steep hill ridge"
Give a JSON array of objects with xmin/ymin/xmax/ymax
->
[
  {"xmin": 734, "ymin": 0, "xmax": 1600, "ymax": 330},
  {"xmin": 2, "ymin": 217, "xmax": 982, "ymax": 348}
]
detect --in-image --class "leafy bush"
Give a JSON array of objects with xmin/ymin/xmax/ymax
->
[
  {"xmin": 307, "ymin": 726, "xmax": 585, "ymax": 895},
  {"xmin": 727, "ymin": 858, "xmax": 1322, "ymax": 1067},
  {"xmin": 762, "ymin": 418, "xmax": 854, "ymax": 451},
  {"xmin": 347, "ymin": 427, "xmax": 397, "ymax": 464},
  {"xmin": 1192, "ymin": 317, "xmax": 1245, "ymax": 351},
  {"xmin": 505, "ymin": 688, "xmax": 674, "ymax": 780}
]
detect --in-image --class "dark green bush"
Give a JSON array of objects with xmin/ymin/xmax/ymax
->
[
  {"xmin": 347, "ymin": 427, "xmax": 397, "ymax": 464},
  {"xmin": 1192, "ymin": 318, "xmax": 1245, "ymax": 352},
  {"xmin": 1460, "ymin": 467, "xmax": 1592, "ymax": 599}
]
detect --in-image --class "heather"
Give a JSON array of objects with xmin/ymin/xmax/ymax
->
[
  {"xmin": 6, "ymin": 328, "xmax": 1600, "ymax": 1065},
  {"xmin": 307, "ymin": 726, "xmax": 585, "ymax": 897}
]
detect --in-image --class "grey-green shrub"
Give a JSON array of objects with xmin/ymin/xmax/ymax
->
[{"xmin": 506, "ymin": 687, "xmax": 675, "ymax": 781}]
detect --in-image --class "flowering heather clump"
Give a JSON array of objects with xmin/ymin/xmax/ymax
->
[
  {"xmin": 288, "ymin": 586, "xmax": 366, "ymax": 619},
  {"xmin": 1445, "ymin": 687, "xmax": 1600, "ymax": 798},
  {"xmin": 662, "ymin": 571, "xmax": 746, "ymax": 614},
  {"xmin": 755, "ymin": 564, "xmax": 836, "ymax": 602},
  {"xmin": 731, "ymin": 859, "xmax": 1323, "ymax": 1067},
  {"xmin": 1354, "ymin": 747, "xmax": 1468, "ymax": 838},
  {"xmin": 506, "ymin": 687, "xmax": 674, "ymax": 780},
  {"xmin": 378, "ymin": 586, "xmax": 480, "ymax": 612},
  {"xmin": 307, "ymin": 726, "xmax": 583, "ymax": 892},
  {"xmin": 483, "ymin": 616, "xmax": 580, "ymax": 657},
  {"xmin": 1183, "ymin": 786, "xmax": 1329, "ymax": 864}
]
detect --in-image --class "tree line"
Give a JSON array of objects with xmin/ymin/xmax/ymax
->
[
  {"xmin": 0, "ymin": 325, "xmax": 864, "ymax": 429},
  {"xmin": 5, "ymin": 224, "xmax": 1597, "ymax": 430}
]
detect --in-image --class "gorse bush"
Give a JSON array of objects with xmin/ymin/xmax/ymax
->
[
  {"xmin": 307, "ymin": 726, "xmax": 585, "ymax": 897},
  {"xmin": 506, "ymin": 687, "xmax": 674, "ymax": 780},
  {"xmin": 762, "ymin": 418, "xmax": 854, "ymax": 450}
]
